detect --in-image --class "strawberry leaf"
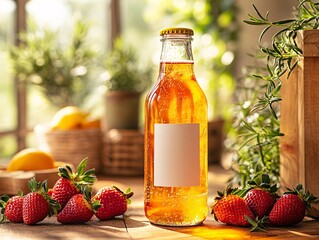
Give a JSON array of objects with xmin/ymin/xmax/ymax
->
[
  {"xmin": 270, "ymin": 184, "xmax": 278, "ymax": 193},
  {"xmin": 247, "ymin": 180, "xmax": 257, "ymax": 186},
  {"xmin": 42, "ymin": 180, "xmax": 48, "ymax": 193},
  {"xmin": 260, "ymin": 183, "xmax": 271, "ymax": 189},
  {"xmin": 261, "ymin": 174, "xmax": 270, "ymax": 184},
  {"xmin": 66, "ymin": 165, "xmax": 73, "ymax": 173},
  {"xmin": 17, "ymin": 189, "xmax": 23, "ymax": 197},
  {"xmin": 296, "ymin": 184, "xmax": 303, "ymax": 192},
  {"xmin": 92, "ymin": 199, "xmax": 102, "ymax": 212},
  {"xmin": 0, "ymin": 194, "xmax": 10, "ymax": 204},
  {"xmin": 28, "ymin": 178, "xmax": 40, "ymax": 192},
  {"xmin": 125, "ymin": 188, "xmax": 132, "ymax": 194},
  {"xmin": 217, "ymin": 191, "xmax": 224, "ymax": 197},
  {"xmin": 77, "ymin": 158, "xmax": 88, "ymax": 177},
  {"xmin": 245, "ymin": 215, "xmax": 268, "ymax": 232},
  {"xmin": 82, "ymin": 169, "xmax": 96, "ymax": 177},
  {"xmin": 58, "ymin": 167, "xmax": 70, "ymax": 179}
]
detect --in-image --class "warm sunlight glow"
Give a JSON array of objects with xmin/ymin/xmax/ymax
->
[
  {"xmin": 0, "ymin": 0, "xmax": 15, "ymax": 16},
  {"xmin": 26, "ymin": 0, "xmax": 69, "ymax": 30}
]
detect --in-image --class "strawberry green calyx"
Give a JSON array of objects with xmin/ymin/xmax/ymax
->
[
  {"xmin": 113, "ymin": 186, "xmax": 134, "ymax": 204},
  {"xmin": 284, "ymin": 184, "xmax": 318, "ymax": 209},
  {"xmin": 58, "ymin": 158, "xmax": 96, "ymax": 189},
  {"xmin": 52, "ymin": 158, "xmax": 96, "ymax": 209},
  {"xmin": 245, "ymin": 215, "xmax": 268, "ymax": 232},
  {"xmin": 81, "ymin": 185, "xmax": 102, "ymax": 212},
  {"xmin": 27, "ymin": 178, "xmax": 61, "ymax": 216},
  {"xmin": 247, "ymin": 174, "xmax": 278, "ymax": 194},
  {"xmin": 214, "ymin": 186, "xmax": 238, "ymax": 200},
  {"xmin": 0, "ymin": 194, "xmax": 10, "ymax": 222}
]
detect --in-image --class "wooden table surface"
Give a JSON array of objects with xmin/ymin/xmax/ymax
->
[{"xmin": 1, "ymin": 165, "xmax": 318, "ymax": 240}]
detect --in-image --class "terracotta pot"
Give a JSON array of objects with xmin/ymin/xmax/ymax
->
[{"xmin": 103, "ymin": 91, "xmax": 140, "ymax": 130}]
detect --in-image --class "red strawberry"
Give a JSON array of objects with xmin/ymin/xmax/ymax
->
[
  {"xmin": 57, "ymin": 186, "xmax": 101, "ymax": 224},
  {"xmin": 211, "ymin": 186, "xmax": 254, "ymax": 227},
  {"xmin": 269, "ymin": 184, "xmax": 317, "ymax": 226},
  {"xmin": 23, "ymin": 178, "xmax": 60, "ymax": 225},
  {"xmin": 52, "ymin": 158, "xmax": 96, "ymax": 208},
  {"xmin": 92, "ymin": 186, "xmax": 133, "ymax": 220},
  {"xmin": 244, "ymin": 174, "xmax": 278, "ymax": 218},
  {"xmin": 0, "ymin": 190, "xmax": 24, "ymax": 223}
]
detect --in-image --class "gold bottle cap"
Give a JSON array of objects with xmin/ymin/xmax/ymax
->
[{"xmin": 160, "ymin": 27, "xmax": 194, "ymax": 36}]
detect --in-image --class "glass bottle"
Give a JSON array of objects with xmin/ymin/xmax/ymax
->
[{"xmin": 144, "ymin": 27, "xmax": 208, "ymax": 226}]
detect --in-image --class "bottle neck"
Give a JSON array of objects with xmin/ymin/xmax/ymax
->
[{"xmin": 160, "ymin": 35, "xmax": 194, "ymax": 62}]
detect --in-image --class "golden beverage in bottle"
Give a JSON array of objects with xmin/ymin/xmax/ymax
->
[{"xmin": 144, "ymin": 27, "xmax": 208, "ymax": 226}]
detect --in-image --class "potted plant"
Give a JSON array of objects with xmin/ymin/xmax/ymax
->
[
  {"xmin": 9, "ymin": 19, "xmax": 97, "ymax": 109},
  {"xmin": 100, "ymin": 38, "xmax": 152, "ymax": 130},
  {"xmin": 9, "ymin": 20, "xmax": 103, "ymax": 171}
]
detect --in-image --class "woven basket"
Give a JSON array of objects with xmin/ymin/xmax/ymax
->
[
  {"xmin": 102, "ymin": 129, "xmax": 144, "ymax": 176},
  {"xmin": 34, "ymin": 125, "xmax": 102, "ymax": 172}
]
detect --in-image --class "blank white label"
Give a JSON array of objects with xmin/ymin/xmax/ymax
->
[{"xmin": 154, "ymin": 123, "xmax": 200, "ymax": 187}]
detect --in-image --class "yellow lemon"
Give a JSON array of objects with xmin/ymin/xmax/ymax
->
[
  {"xmin": 7, "ymin": 148, "xmax": 55, "ymax": 171},
  {"xmin": 49, "ymin": 106, "xmax": 88, "ymax": 130}
]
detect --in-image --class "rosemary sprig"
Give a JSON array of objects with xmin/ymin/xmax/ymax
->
[
  {"xmin": 229, "ymin": 0, "xmax": 319, "ymax": 187},
  {"xmin": 244, "ymin": 0, "xmax": 319, "ymax": 118}
]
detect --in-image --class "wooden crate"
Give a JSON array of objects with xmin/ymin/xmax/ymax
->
[
  {"xmin": 102, "ymin": 129, "xmax": 144, "ymax": 176},
  {"xmin": 280, "ymin": 30, "xmax": 319, "ymax": 217}
]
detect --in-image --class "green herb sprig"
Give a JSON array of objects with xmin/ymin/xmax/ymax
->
[
  {"xmin": 244, "ymin": 0, "xmax": 319, "ymax": 119},
  {"xmin": 229, "ymin": 0, "xmax": 319, "ymax": 186}
]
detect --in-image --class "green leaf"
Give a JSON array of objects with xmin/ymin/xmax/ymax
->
[
  {"xmin": 253, "ymin": 4, "xmax": 267, "ymax": 21},
  {"xmin": 42, "ymin": 180, "xmax": 48, "ymax": 193},
  {"xmin": 66, "ymin": 165, "xmax": 73, "ymax": 173},
  {"xmin": 272, "ymin": 19, "xmax": 295, "ymax": 25},
  {"xmin": 77, "ymin": 158, "xmax": 88, "ymax": 176},
  {"xmin": 247, "ymin": 180, "xmax": 257, "ymax": 186},
  {"xmin": 259, "ymin": 25, "xmax": 272, "ymax": 42},
  {"xmin": 125, "ymin": 188, "xmax": 132, "ymax": 194},
  {"xmin": 241, "ymin": 121, "xmax": 256, "ymax": 133},
  {"xmin": 239, "ymin": 135, "xmax": 257, "ymax": 150},
  {"xmin": 217, "ymin": 191, "xmax": 224, "ymax": 197},
  {"xmin": 261, "ymin": 174, "xmax": 270, "ymax": 184},
  {"xmin": 58, "ymin": 168, "xmax": 70, "ymax": 179},
  {"xmin": 296, "ymin": 184, "xmax": 303, "ymax": 192},
  {"xmin": 28, "ymin": 178, "xmax": 38, "ymax": 192},
  {"xmin": 17, "ymin": 189, "xmax": 23, "ymax": 197},
  {"xmin": 243, "ymin": 20, "xmax": 268, "ymax": 26}
]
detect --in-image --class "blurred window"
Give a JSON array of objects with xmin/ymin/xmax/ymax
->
[
  {"xmin": 0, "ymin": 0, "xmax": 116, "ymax": 162},
  {"xmin": 0, "ymin": 0, "xmax": 18, "ymax": 161}
]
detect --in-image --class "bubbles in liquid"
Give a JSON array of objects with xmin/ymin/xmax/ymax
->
[{"xmin": 145, "ymin": 62, "xmax": 208, "ymax": 226}]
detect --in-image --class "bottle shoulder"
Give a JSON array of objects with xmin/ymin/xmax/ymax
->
[{"xmin": 146, "ymin": 76, "xmax": 207, "ymax": 103}]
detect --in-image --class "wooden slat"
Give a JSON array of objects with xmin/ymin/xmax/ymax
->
[
  {"xmin": 303, "ymin": 57, "xmax": 319, "ymax": 209},
  {"xmin": 280, "ymin": 30, "xmax": 319, "ymax": 217},
  {"xmin": 280, "ymin": 68, "xmax": 301, "ymax": 189},
  {"xmin": 302, "ymin": 30, "xmax": 319, "ymax": 57}
]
